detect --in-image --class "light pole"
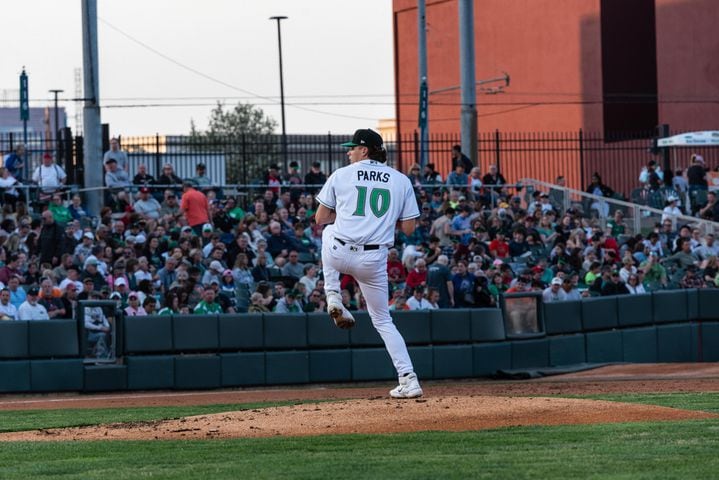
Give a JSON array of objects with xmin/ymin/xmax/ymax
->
[
  {"xmin": 49, "ymin": 89, "xmax": 64, "ymax": 162},
  {"xmin": 270, "ymin": 15, "xmax": 288, "ymax": 172}
]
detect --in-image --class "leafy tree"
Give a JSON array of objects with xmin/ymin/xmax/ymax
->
[{"xmin": 189, "ymin": 102, "xmax": 279, "ymax": 185}]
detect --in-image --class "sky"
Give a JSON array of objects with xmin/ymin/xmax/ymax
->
[{"xmin": 2, "ymin": 0, "xmax": 395, "ymax": 137}]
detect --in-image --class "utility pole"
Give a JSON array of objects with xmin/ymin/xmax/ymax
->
[
  {"xmin": 49, "ymin": 89, "xmax": 63, "ymax": 162},
  {"xmin": 418, "ymin": 0, "xmax": 429, "ymax": 168},
  {"xmin": 82, "ymin": 0, "xmax": 103, "ymax": 216},
  {"xmin": 270, "ymin": 16, "xmax": 289, "ymax": 173},
  {"xmin": 458, "ymin": 0, "xmax": 477, "ymax": 166}
]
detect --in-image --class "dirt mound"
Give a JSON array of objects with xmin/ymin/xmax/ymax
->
[{"xmin": 1, "ymin": 395, "xmax": 713, "ymax": 441}]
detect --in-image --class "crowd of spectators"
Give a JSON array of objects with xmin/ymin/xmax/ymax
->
[{"xmin": 0, "ymin": 141, "xmax": 717, "ymax": 326}]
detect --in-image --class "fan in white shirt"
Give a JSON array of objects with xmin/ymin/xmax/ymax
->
[
  {"xmin": 406, "ymin": 287, "xmax": 437, "ymax": 310},
  {"xmin": 18, "ymin": 288, "xmax": 49, "ymax": 320}
]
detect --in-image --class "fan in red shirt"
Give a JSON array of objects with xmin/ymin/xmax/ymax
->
[
  {"xmin": 405, "ymin": 258, "xmax": 427, "ymax": 290},
  {"xmin": 387, "ymin": 249, "xmax": 407, "ymax": 291},
  {"xmin": 489, "ymin": 231, "xmax": 510, "ymax": 259}
]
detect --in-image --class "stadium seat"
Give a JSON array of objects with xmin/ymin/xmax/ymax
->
[
  {"xmin": 264, "ymin": 313, "xmax": 308, "ymax": 349},
  {"xmin": 30, "ymin": 359, "xmax": 84, "ymax": 392},
  {"xmin": 585, "ymin": 330, "xmax": 623, "ymax": 363},
  {"xmin": 126, "ymin": 355, "xmax": 175, "ymax": 390},
  {"xmin": 430, "ymin": 308, "xmax": 471, "ymax": 343},
  {"xmin": 617, "ymin": 294, "xmax": 653, "ymax": 327},
  {"xmin": 83, "ymin": 364, "xmax": 127, "ymax": 392},
  {"xmin": 349, "ymin": 311, "xmax": 383, "ymax": 347},
  {"xmin": 392, "ymin": 310, "xmax": 432, "ymax": 345},
  {"xmin": 351, "ymin": 348, "xmax": 395, "ymax": 381},
  {"xmin": 0, "ymin": 321, "xmax": 29, "ymax": 359},
  {"xmin": 123, "ymin": 314, "xmax": 173, "ymax": 354},
  {"xmin": 581, "ymin": 297, "xmax": 618, "ymax": 331},
  {"xmin": 549, "ymin": 334, "xmax": 586, "ymax": 366},
  {"xmin": 174, "ymin": 355, "xmax": 222, "ymax": 389},
  {"xmin": 220, "ymin": 352, "xmax": 265, "ymax": 387},
  {"xmin": 307, "ymin": 312, "xmax": 350, "ymax": 347},
  {"xmin": 652, "ymin": 290, "xmax": 689, "ymax": 324},
  {"xmin": 511, "ymin": 338, "xmax": 549, "ymax": 369},
  {"xmin": 265, "ymin": 351, "xmax": 310, "ymax": 384},
  {"xmin": 433, "ymin": 345, "xmax": 473, "ymax": 379},
  {"xmin": 172, "ymin": 314, "xmax": 219, "ymax": 352},
  {"xmin": 543, "ymin": 301, "xmax": 582, "ymax": 334},
  {"xmin": 621, "ymin": 327, "xmax": 658, "ymax": 363},
  {"xmin": 473, "ymin": 342, "xmax": 512, "ymax": 376},
  {"xmin": 0, "ymin": 360, "xmax": 31, "ymax": 392},
  {"xmin": 470, "ymin": 308, "xmax": 506, "ymax": 341},
  {"xmin": 309, "ymin": 349, "xmax": 352, "ymax": 383},
  {"xmin": 218, "ymin": 313, "xmax": 264, "ymax": 350},
  {"xmin": 28, "ymin": 319, "xmax": 80, "ymax": 358}
]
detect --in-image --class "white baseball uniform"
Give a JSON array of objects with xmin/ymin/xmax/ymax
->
[{"xmin": 317, "ymin": 159, "xmax": 420, "ymax": 375}]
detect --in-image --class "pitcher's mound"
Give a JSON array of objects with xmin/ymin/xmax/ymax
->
[{"xmin": 1, "ymin": 395, "xmax": 714, "ymax": 441}]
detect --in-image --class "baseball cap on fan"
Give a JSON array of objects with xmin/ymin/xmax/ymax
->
[{"xmin": 340, "ymin": 129, "xmax": 383, "ymax": 148}]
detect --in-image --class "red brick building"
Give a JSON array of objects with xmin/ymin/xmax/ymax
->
[{"xmin": 393, "ymin": 0, "xmax": 719, "ymax": 193}]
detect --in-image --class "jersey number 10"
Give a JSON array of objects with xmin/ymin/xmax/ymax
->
[{"xmin": 353, "ymin": 186, "xmax": 390, "ymax": 218}]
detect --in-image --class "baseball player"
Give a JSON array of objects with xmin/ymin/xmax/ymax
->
[{"xmin": 315, "ymin": 128, "xmax": 423, "ymax": 398}]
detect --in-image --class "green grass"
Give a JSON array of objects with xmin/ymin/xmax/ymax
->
[{"xmin": 2, "ymin": 392, "xmax": 719, "ymax": 479}]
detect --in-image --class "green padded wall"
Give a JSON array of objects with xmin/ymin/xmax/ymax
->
[
  {"xmin": 471, "ymin": 308, "xmax": 506, "ymax": 341},
  {"xmin": 84, "ymin": 365, "xmax": 127, "ymax": 392},
  {"xmin": 408, "ymin": 346, "xmax": 434, "ymax": 380},
  {"xmin": 264, "ymin": 313, "xmax": 308, "ymax": 349},
  {"xmin": 309, "ymin": 349, "xmax": 352, "ymax": 383},
  {"xmin": 511, "ymin": 338, "xmax": 549, "ymax": 369},
  {"xmin": 307, "ymin": 313, "xmax": 350, "ymax": 347},
  {"xmin": 621, "ymin": 327, "xmax": 657, "ymax": 363},
  {"xmin": 172, "ymin": 314, "xmax": 219, "ymax": 352},
  {"xmin": 0, "ymin": 321, "xmax": 28, "ymax": 358},
  {"xmin": 174, "ymin": 355, "xmax": 221, "ymax": 389},
  {"xmin": 430, "ymin": 309, "xmax": 471, "ymax": 343},
  {"xmin": 30, "ymin": 359, "xmax": 83, "ymax": 392},
  {"xmin": 698, "ymin": 290, "xmax": 719, "ymax": 321},
  {"xmin": 698, "ymin": 322, "xmax": 719, "ymax": 362},
  {"xmin": 543, "ymin": 301, "xmax": 582, "ymax": 334},
  {"xmin": 0, "ymin": 360, "xmax": 30, "ymax": 392},
  {"xmin": 218, "ymin": 314, "xmax": 263, "ymax": 350},
  {"xmin": 653, "ymin": 291, "xmax": 688, "ymax": 324},
  {"xmin": 393, "ymin": 310, "xmax": 432, "ymax": 345},
  {"xmin": 433, "ymin": 345, "xmax": 473, "ymax": 378},
  {"xmin": 656, "ymin": 323, "xmax": 694, "ymax": 362},
  {"xmin": 585, "ymin": 330, "xmax": 623, "ymax": 363},
  {"xmin": 581, "ymin": 297, "xmax": 618, "ymax": 331},
  {"xmin": 687, "ymin": 289, "xmax": 699, "ymax": 321},
  {"xmin": 617, "ymin": 294, "xmax": 653, "ymax": 327},
  {"xmin": 349, "ymin": 311, "xmax": 383, "ymax": 347},
  {"xmin": 265, "ymin": 351, "xmax": 309, "ymax": 384},
  {"xmin": 351, "ymin": 348, "xmax": 395, "ymax": 381},
  {"xmin": 123, "ymin": 315, "xmax": 173, "ymax": 354},
  {"xmin": 549, "ymin": 334, "xmax": 586, "ymax": 366},
  {"xmin": 126, "ymin": 355, "xmax": 175, "ymax": 390},
  {"xmin": 28, "ymin": 319, "xmax": 79, "ymax": 358},
  {"xmin": 473, "ymin": 343, "xmax": 511, "ymax": 376},
  {"xmin": 221, "ymin": 352, "xmax": 265, "ymax": 386}
]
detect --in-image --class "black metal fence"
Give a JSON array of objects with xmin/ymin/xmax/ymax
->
[{"xmin": 3, "ymin": 130, "xmax": 717, "ymax": 199}]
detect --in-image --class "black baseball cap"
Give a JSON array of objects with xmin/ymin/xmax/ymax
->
[{"xmin": 341, "ymin": 129, "xmax": 383, "ymax": 148}]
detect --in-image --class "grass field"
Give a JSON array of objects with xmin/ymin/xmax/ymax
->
[{"xmin": 1, "ymin": 393, "xmax": 718, "ymax": 479}]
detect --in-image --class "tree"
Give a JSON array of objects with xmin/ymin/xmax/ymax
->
[{"xmin": 189, "ymin": 102, "xmax": 279, "ymax": 185}]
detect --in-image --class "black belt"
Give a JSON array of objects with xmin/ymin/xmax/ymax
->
[{"xmin": 335, "ymin": 237, "xmax": 380, "ymax": 250}]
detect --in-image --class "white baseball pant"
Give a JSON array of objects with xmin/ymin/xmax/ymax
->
[{"xmin": 322, "ymin": 234, "xmax": 414, "ymax": 376}]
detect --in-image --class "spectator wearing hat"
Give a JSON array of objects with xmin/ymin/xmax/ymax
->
[
  {"xmin": 159, "ymin": 190, "xmax": 181, "ymax": 221},
  {"xmin": 181, "ymin": 179, "xmax": 211, "ymax": 235},
  {"xmin": 201, "ymin": 260, "xmax": 225, "ymax": 286},
  {"xmin": 422, "ymin": 163, "xmax": 443, "ymax": 194},
  {"xmin": 274, "ymin": 289, "xmax": 302, "ymax": 313},
  {"xmin": 283, "ymin": 161, "xmax": 304, "ymax": 202},
  {"xmin": 446, "ymin": 162, "xmax": 469, "ymax": 193},
  {"xmin": 18, "ymin": 287, "xmax": 49, "ymax": 320},
  {"xmin": 104, "ymin": 157, "xmax": 131, "ymax": 189},
  {"xmin": 124, "ymin": 292, "xmax": 147, "ymax": 316},
  {"xmin": 304, "ymin": 161, "xmax": 327, "ymax": 194},
  {"xmin": 38, "ymin": 277, "xmax": 67, "ymax": 319},
  {"xmin": 680, "ymin": 265, "xmax": 706, "ymax": 289},
  {"xmin": 134, "ymin": 187, "xmax": 162, "ymax": 220},
  {"xmin": 406, "ymin": 286, "xmax": 435, "ymax": 310},
  {"xmin": 32, "ymin": 153, "xmax": 67, "ymax": 195},
  {"xmin": 192, "ymin": 163, "xmax": 213, "ymax": 189},
  {"xmin": 542, "ymin": 277, "xmax": 566, "ymax": 302},
  {"xmin": 74, "ymin": 232, "xmax": 95, "ymax": 265},
  {"xmin": 661, "ymin": 195, "xmax": 683, "ymax": 227},
  {"xmin": 687, "ymin": 154, "xmax": 708, "ymax": 188},
  {"xmin": 193, "ymin": 287, "xmax": 223, "ymax": 314},
  {"xmin": 82, "ymin": 258, "xmax": 107, "ymax": 291}
]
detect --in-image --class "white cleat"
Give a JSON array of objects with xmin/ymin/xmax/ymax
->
[
  {"xmin": 326, "ymin": 292, "xmax": 355, "ymax": 329},
  {"xmin": 390, "ymin": 372, "xmax": 423, "ymax": 399}
]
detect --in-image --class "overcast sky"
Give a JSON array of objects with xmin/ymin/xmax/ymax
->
[{"xmin": 2, "ymin": 0, "xmax": 395, "ymax": 137}]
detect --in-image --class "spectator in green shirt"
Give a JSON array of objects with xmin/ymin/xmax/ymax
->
[
  {"xmin": 48, "ymin": 194, "xmax": 73, "ymax": 226},
  {"xmin": 193, "ymin": 288, "xmax": 223, "ymax": 314}
]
